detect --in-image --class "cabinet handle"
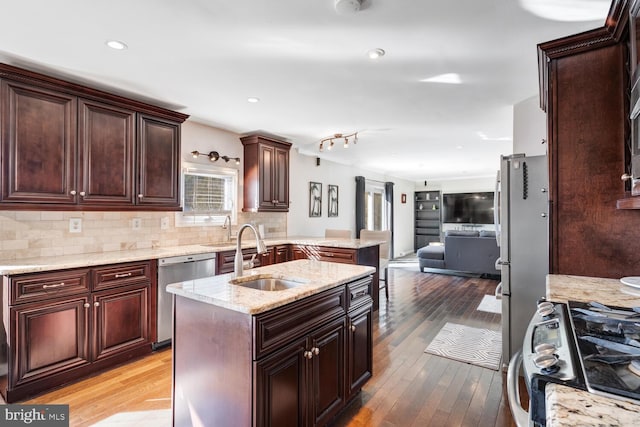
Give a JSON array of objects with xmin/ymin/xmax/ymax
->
[
  {"xmin": 79, "ymin": 191, "xmax": 86, "ymax": 197},
  {"xmin": 622, "ymin": 173, "xmax": 633, "ymax": 181},
  {"xmin": 351, "ymin": 325, "xmax": 357, "ymax": 332},
  {"xmin": 304, "ymin": 350, "xmax": 313, "ymax": 360},
  {"xmin": 70, "ymin": 190, "xmax": 77, "ymax": 196},
  {"xmin": 94, "ymin": 302, "xmax": 100, "ymax": 307},
  {"xmin": 84, "ymin": 303, "xmax": 90, "ymax": 308},
  {"xmin": 114, "ymin": 273, "xmax": 133, "ymax": 278},
  {"xmin": 541, "ymin": 213, "xmax": 547, "ymax": 218},
  {"xmin": 42, "ymin": 282, "xmax": 65, "ymax": 289},
  {"xmin": 312, "ymin": 347, "xmax": 320, "ymax": 356},
  {"xmin": 138, "ymin": 194, "xmax": 144, "ymax": 199}
]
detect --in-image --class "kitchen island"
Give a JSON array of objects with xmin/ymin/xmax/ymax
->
[
  {"xmin": 167, "ymin": 259, "xmax": 375, "ymax": 427},
  {"xmin": 545, "ymin": 275, "xmax": 640, "ymax": 426}
]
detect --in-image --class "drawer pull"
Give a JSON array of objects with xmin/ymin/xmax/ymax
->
[
  {"xmin": 94, "ymin": 302, "xmax": 100, "ymax": 307},
  {"xmin": 304, "ymin": 350, "xmax": 313, "ymax": 360},
  {"xmin": 43, "ymin": 283, "xmax": 65, "ymax": 289},
  {"xmin": 84, "ymin": 303, "xmax": 90, "ymax": 308},
  {"xmin": 351, "ymin": 325, "xmax": 357, "ymax": 332},
  {"xmin": 312, "ymin": 347, "xmax": 320, "ymax": 356},
  {"xmin": 114, "ymin": 273, "xmax": 133, "ymax": 278},
  {"xmin": 353, "ymin": 289, "xmax": 367, "ymax": 298}
]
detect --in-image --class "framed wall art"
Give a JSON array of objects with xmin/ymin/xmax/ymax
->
[
  {"xmin": 309, "ymin": 181, "xmax": 322, "ymax": 217},
  {"xmin": 328, "ymin": 184, "xmax": 339, "ymax": 217}
]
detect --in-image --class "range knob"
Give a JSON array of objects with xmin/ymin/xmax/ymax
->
[
  {"xmin": 537, "ymin": 301, "xmax": 555, "ymax": 317},
  {"xmin": 534, "ymin": 343, "xmax": 557, "ymax": 356},
  {"xmin": 533, "ymin": 353, "xmax": 559, "ymax": 370}
]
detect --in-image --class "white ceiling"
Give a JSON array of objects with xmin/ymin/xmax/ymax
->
[{"xmin": 0, "ymin": 0, "xmax": 607, "ymax": 182}]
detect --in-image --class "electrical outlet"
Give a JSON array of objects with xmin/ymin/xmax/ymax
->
[
  {"xmin": 69, "ymin": 218, "xmax": 82, "ymax": 233},
  {"xmin": 160, "ymin": 217, "xmax": 169, "ymax": 230},
  {"xmin": 132, "ymin": 218, "xmax": 142, "ymax": 230}
]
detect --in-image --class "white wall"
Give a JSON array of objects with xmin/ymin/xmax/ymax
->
[
  {"xmin": 513, "ymin": 95, "xmax": 547, "ymax": 156},
  {"xmin": 288, "ymin": 150, "xmax": 416, "ymax": 257}
]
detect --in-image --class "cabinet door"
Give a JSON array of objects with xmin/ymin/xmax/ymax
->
[
  {"xmin": 347, "ymin": 306, "xmax": 372, "ymax": 398},
  {"xmin": 137, "ymin": 114, "xmax": 180, "ymax": 207},
  {"xmin": 254, "ymin": 337, "xmax": 308, "ymax": 427},
  {"xmin": 258, "ymin": 143, "xmax": 277, "ymax": 210},
  {"xmin": 77, "ymin": 98, "xmax": 135, "ymax": 205},
  {"xmin": 92, "ymin": 284, "xmax": 150, "ymax": 361},
  {"xmin": 274, "ymin": 245, "xmax": 290, "ymax": 263},
  {"xmin": 309, "ymin": 317, "xmax": 346, "ymax": 427},
  {"xmin": 1, "ymin": 80, "xmax": 77, "ymax": 204},
  {"xmin": 272, "ymin": 146, "xmax": 289, "ymax": 210},
  {"xmin": 11, "ymin": 296, "xmax": 90, "ymax": 387}
]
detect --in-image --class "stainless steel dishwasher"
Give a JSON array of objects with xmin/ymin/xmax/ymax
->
[{"xmin": 155, "ymin": 252, "xmax": 216, "ymax": 349}]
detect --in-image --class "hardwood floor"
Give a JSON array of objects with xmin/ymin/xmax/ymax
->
[{"xmin": 23, "ymin": 267, "xmax": 517, "ymax": 427}]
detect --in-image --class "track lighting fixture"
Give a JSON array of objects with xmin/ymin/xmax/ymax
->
[
  {"xmin": 319, "ymin": 132, "xmax": 358, "ymax": 152},
  {"xmin": 190, "ymin": 150, "xmax": 240, "ymax": 165}
]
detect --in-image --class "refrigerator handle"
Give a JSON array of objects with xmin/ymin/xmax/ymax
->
[{"xmin": 494, "ymin": 170, "xmax": 501, "ymax": 246}]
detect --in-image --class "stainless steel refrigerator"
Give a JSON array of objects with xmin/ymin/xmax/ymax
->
[{"xmin": 496, "ymin": 153, "xmax": 549, "ymax": 367}]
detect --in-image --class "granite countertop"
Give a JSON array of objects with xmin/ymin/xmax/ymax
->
[
  {"xmin": 0, "ymin": 236, "xmax": 383, "ymax": 275},
  {"xmin": 545, "ymin": 274, "xmax": 640, "ymax": 426},
  {"xmin": 166, "ymin": 259, "xmax": 375, "ymax": 314}
]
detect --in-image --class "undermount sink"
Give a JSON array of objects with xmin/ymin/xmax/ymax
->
[{"xmin": 229, "ymin": 276, "xmax": 308, "ymax": 291}]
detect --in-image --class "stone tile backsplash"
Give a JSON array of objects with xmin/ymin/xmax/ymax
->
[{"xmin": 0, "ymin": 211, "xmax": 287, "ymax": 261}]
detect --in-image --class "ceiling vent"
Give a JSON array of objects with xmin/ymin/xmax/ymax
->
[{"xmin": 335, "ymin": 0, "xmax": 362, "ymax": 15}]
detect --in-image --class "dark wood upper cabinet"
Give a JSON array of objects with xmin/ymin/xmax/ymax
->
[
  {"xmin": 0, "ymin": 63, "xmax": 188, "ymax": 211},
  {"xmin": 538, "ymin": 2, "xmax": 640, "ymax": 278},
  {"xmin": 240, "ymin": 134, "xmax": 291, "ymax": 212},
  {"xmin": 136, "ymin": 115, "xmax": 181, "ymax": 207},
  {"xmin": 78, "ymin": 98, "xmax": 135, "ymax": 205},
  {"xmin": 1, "ymin": 80, "xmax": 77, "ymax": 204}
]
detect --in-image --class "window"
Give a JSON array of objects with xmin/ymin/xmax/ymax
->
[
  {"xmin": 364, "ymin": 181, "xmax": 387, "ymax": 231},
  {"xmin": 175, "ymin": 162, "xmax": 238, "ymax": 227}
]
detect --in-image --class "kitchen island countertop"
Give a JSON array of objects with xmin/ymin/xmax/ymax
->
[
  {"xmin": 0, "ymin": 236, "xmax": 382, "ymax": 276},
  {"xmin": 167, "ymin": 259, "xmax": 374, "ymax": 314},
  {"xmin": 545, "ymin": 274, "xmax": 640, "ymax": 426}
]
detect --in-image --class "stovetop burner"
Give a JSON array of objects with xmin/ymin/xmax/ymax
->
[{"xmin": 568, "ymin": 301, "xmax": 640, "ymax": 401}]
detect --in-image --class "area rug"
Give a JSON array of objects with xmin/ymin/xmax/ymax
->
[
  {"xmin": 425, "ymin": 322, "xmax": 502, "ymax": 370},
  {"xmin": 476, "ymin": 294, "xmax": 501, "ymax": 314}
]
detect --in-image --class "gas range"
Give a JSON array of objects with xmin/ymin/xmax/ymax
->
[
  {"xmin": 568, "ymin": 300, "xmax": 640, "ymax": 401},
  {"xmin": 509, "ymin": 299, "xmax": 640, "ymax": 427}
]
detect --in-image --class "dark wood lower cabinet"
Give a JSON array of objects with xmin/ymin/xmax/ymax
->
[
  {"xmin": 254, "ymin": 337, "xmax": 308, "ymax": 427},
  {"xmin": 310, "ymin": 317, "xmax": 346, "ymax": 426},
  {"xmin": 347, "ymin": 305, "xmax": 372, "ymax": 397},
  {"xmin": 92, "ymin": 284, "xmax": 150, "ymax": 361},
  {"xmin": 12, "ymin": 296, "xmax": 91, "ymax": 388},
  {"xmin": 0, "ymin": 261, "xmax": 155, "ymax": 402},
  {"xmin": 173, "ymin": 275, "xmax": 373, "ymax": 427}
]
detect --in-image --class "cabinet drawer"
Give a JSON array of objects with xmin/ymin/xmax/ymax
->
[
  {"xmin": 10, "ymin": 269, "xmax": 91, "ymax": 305},
  {"xmin": 347, "ymin": 276, "xmax": 372, "ymax": 310},
  {"xmin": 253, "ymin": 286, "xmax": 346, "ymax": 359},
  {"xmin": 92, "ymin": 261, "xmax": 152, "ymax": 291}
]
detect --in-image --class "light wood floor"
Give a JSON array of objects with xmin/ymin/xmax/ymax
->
[{"xmin": 24, "ymin": 267, "xmax": 516, "ymax": 427}]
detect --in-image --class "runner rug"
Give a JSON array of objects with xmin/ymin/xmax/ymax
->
[{"xmin": 424, "ymin": 322, "xmax": 501, "ymax": 370}]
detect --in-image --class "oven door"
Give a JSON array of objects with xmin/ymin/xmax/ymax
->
[{"xmin": 507, "ymin": 351, "xmax": 532, "ymax": 427}]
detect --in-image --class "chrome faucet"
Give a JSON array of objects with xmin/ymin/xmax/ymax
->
[
  {"xmin": 222, "ymin": 215, "xmax": 232, "ymax": 241},
  {"xmin": 234, "ymin": 224, "xmax": 267, "ymax": 277}
]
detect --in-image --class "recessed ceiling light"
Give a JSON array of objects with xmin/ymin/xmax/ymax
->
[
  {"xmin": 106, "ymin": 40, "xmax": 128, "ymax": 50},
  {"xmin": 367, "ymin": 48, "xmax": 385, "ymax": 59},
  {"xmin": 247, "ymin": 97, "xmax": 260, "ymax": 103},
  {"xmin": 456, "ymin": 145, "xmax": 463, "ymax": 150},
  {"xmin": 420, "ymin": 73, "xmax": 462, "ymax": 84}
]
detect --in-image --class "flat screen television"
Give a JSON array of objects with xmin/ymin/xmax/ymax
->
[{"xmin": 442, "ymin": 192, "xmax": 494, "ymax": 224}]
